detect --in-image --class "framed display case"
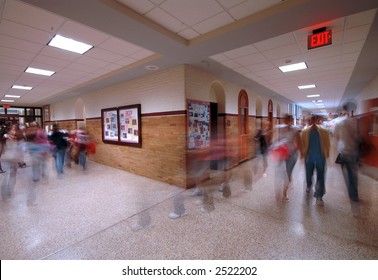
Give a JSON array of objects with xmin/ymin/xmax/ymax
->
[
  {"xmin": 101, "ymin": 104, "xmax": 142, "ymax": 147},
  {"xmin": 187, "ymin": 99, "xmax": 210, "ymax": 150},
  {"xmin": 101, "ymin": 107, "xmax": 119, "ymax": 143},
  {"xmin": 119, "ymin": 104, "xmax": 141, "ymax": 147}
]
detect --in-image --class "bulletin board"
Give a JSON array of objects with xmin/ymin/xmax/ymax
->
[
  {"xmin": 187, "ymin": 99, "xmax": 210, "ymax": 150},
  {"xmin": 101, "ymin": 104, "xmax": 142, "ymax": 147}
]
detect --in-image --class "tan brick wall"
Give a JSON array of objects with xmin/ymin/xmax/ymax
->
[
  {"xmin": 44, "ymin": 120, "xmax": 79, "ymax": 132},
  {"xmin": 86, "ymin": 115, "xmax": 188, "ymax": 188}
]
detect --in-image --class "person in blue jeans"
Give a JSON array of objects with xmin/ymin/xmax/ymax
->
[
  {"xmin": 333, "ymin": 107, "xmax": 360, "ymax": 202},
  {"xmin": 49, "ymin": 124, "xmax": 68, "ymax": 177},
  {"xmin": 301, "ymin": 115, "xmax": 330, "ymax": 206}
]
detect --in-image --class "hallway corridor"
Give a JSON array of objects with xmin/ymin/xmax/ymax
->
[{"xmin": 0, "ymin": 150, "xmax": 377, "ymax": 260}]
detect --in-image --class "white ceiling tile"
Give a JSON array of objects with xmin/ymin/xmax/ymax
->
[
  {"xmin": 0, "ymin": 35, "xmax": 44, "ymax": 53},
  {"xmin": 223, "ymin": 44, "xmax": 258, "ymax": 59},
  {"xmin": 192, "ymin": 12, "xmax": 234, "ymax": 34},
  {"xmin": 233, "ymin": 67, "xmax": 250, "ymax": 74},
  {"xmin": 271, "ymin": 54, "xmax": 306, "ymax": 67},
  {"xmin": 75, "ymin": 56, "xmax": 109, "ymax": 68},
  {"xmin": 262, "ymin": 43, "xmax": 302, "ymax": 60},
  {"xmin": 245, "ymin": 61, "xmax": 275, "ymax": 72},
  {"xmin": 233, "ymin": 52, "xmax": 266, "ymax": 66},
  {"xmin": 345, "ymin": 8, "xmax": 377, "ymax": 28},
  {"xmin": 146, "ymin": 7, "xmax": 186, "ymax": 33},
  {"xmin": 304, "ymin": 45, "xmax": 343, "ymax": 62},
  {"xmin": 0, "ymin": 68, "xmax": 19, "ymax": 78},
  {"xmin": 0, "ymin": 55, "xmax": 30, "ymax": 68},
  {"xmin": 129, "ymin": 49, "xmax": 155, "ymax": 60},
  {"xmin": 40, "ymin": 45, "xmax": 81, "ymax": 62},
  {"xmin": 254, "ymin": 33, "xmax": 296, "ymax": 51},
  {"xmin": 115, "ymin": 57, "xmax": 137, "ymax": 66},
  {"xmin": 58, "ymin": 67, "xmax": 88, "ymax": 78},
  {"xmin": 104, "ymin": 63, "xmax": 129, "ymax": 71},
  {"xmin": 97, "ymin": 37, "xmax": 142, "ymax": 56},
  {"xmin": 33, "ymin": 54, "xmax": 72, "ymax": 69},
  {"xmin": 342, "ymin": 40, "xmax": 364, "ymax": 54},
  {"xmin": 341, "ymin": 52, "xmax": 360, "ymax": 63},
  {"xmin": 228, "ymin": 0, "xmax": 282, "ymax": 20},
  {"xmin": 219, "ymin": 59, "xmax": 242, "ymax": 69},
  {"xmin": 178, "ymin": 28, "xmax": 200, "ymax": 40},
  {"xmin": 4, "ymin": 0, "xmax": 65, "ymax": 33},
  {"xmin": 160, "ymin": 0, "xmax": 223, "ymax": 26},
  {"xmin": 57, "ymin": 20, "xmax": 110, "ymax": 46},
  {"xmin": 85, "ymin": 48, "xmax": 124, "ymax": 63},
  {"xmin": 0, "ymin": 46, "xmax": 36, "ymax": 61},
  {"xmin": 66, "ymin": 63, "xmax": 96, "ymax": 73},
  {"xmin": 117, "ymin": 0, "xmax": 155, "ymax": 14},
  {"xmin": 344, "ymin": 24, "xmax": 372, "ymax": 43},
  {"xmin": 209, "ymin": 53, "xmax": 229, "ymax": 62},
  {"xmin": 217, "ymin": 0, "xmax": 246, "ymax": 10},
  {"xmin": 0, "ymin": 20, "xmax": 52, "ymax": 44}
]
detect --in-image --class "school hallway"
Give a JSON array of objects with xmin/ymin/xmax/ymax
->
[{"xmin": 0, "ymin": 149, "xmax": 377, "ymax": 260}]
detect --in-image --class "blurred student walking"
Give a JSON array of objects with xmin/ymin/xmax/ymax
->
[{"xmin": 301, "ymin": 115, "xmax": 330, "ymax": 206}]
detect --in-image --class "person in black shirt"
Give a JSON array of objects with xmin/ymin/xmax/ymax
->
[{"xmin": 49, "ymin": 124, "xmax": 68, "ymax": 177}]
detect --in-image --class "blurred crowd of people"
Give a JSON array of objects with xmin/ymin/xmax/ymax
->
[
  {"xmin": 169, "ymin": 104, "xmax": 369, "ymax": 219},
  {"xmin": 0, "ymin": 122, "xmax": 93, "ymax": 203}
]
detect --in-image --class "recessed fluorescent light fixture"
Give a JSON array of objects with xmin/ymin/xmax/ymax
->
[
  {"xmin": 25, "ymin": 67, "xmax": 55, "ymax": 76},
  {"xmin": 298, "ymin": 84, "xmax": 316, "ymax": 89},
  {"xmin": 1, "ymin": 99, "xmax": 15, "ymax": 103},
  {"xmin": 279, "ymin": 62, "xmax": 307, "ymax": 73},
  {"xmin": 316, "ymin": 103, "xmax": 325, "ymax": 106},
  {"xmin": 4, "ymin": 95, "xmax": 21, "ymax": 98},
  {"xmin": 307, "ymin": 94, "xmax": 320, "ymax": 98},
  {"xmin": 48, "ymin": 34, "xmax": 93, "ymax": 54},
  {"xmin": 12, "ymin": 85, "xmax": 32, "ymax": 90}
]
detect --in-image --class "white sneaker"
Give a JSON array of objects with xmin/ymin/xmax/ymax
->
[
  {"xmin": 190, "ymin": 188, "xmax": 204, "ymax": 196},
  {"xmin": 169, "ymin": 212, "xmax": 185, "ymax": 219},
  {"xmin": 316, "ymin": 197, "xmax": 324, "ymax": 206}
]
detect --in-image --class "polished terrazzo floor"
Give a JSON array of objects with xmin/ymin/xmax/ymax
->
[{"xmin": 0, "ymin": 148, "xmax": 377, "ymax": 260}]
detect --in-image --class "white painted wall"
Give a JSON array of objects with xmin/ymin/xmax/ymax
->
[
  {"xmin": 50, "ymin": 65, "xmax": 186, "ymax": 120},
  {"xmin": 50, "ymin": 64, "xmax": 294, "ymax": 121}
]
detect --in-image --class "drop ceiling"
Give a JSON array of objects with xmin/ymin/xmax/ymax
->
[{"xmin": 1, "ymin": 0, "xmax": 377, "ymax": 115}]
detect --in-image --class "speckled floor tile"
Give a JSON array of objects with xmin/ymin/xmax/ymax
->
[{"xmin": 1, "ymin": 151, "xmax": 377, "ymax": 260}]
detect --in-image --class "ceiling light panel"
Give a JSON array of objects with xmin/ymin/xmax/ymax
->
[
  {"xmin": 12, "ymin": 85, "xmax": 32, "ymax": 90},
  {"xmin": 48, "ymin": 35, "xmax": 93, "ymax": 54},
  {"xmin": 278, "ymin": 62, "xmax": 307, "ymax": 73},
  {"xmin": 307, "ymin": 94, "xmax": 320, "ymax": 98},
  {"xmin": 25, "ymin": 67, "xmax": 55, "ymax": 76},
  {"xmin": 298, "ymin": 84, "xmax": 316, "ymax": 89},
  {"xmin": 4, "ymin": 95, "xmax": 20, "ymax": 98}
]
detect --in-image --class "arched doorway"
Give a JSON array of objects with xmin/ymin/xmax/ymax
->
[{"xmin": 238, "ymin": 90, "xmax": 249, "ymax": 162}]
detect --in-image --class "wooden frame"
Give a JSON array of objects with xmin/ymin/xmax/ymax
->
[
  {"xmin": 118, "ymin": 104, "xmax": 142, "ymax": 147},
  {"xmin": 101, "ymin": 107, "xmax": 119, "ymax": 143},
  {"xmin": 101, "ymin": 104, "xmax": 142, "ymax": 147}
]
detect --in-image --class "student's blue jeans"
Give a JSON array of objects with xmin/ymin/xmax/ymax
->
[
  {"xmin": 305, "ymin": 156, "xmax": 326, "ymax": 198},
  {"xmin": 339, "ymin": 153, "xmax": 359, "ymax": 200}
]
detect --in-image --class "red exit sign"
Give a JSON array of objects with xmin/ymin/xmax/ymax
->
[{"xmin": 308, "ymin": 29, "xmax": 332, "ymax": 50}]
